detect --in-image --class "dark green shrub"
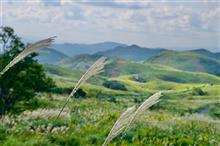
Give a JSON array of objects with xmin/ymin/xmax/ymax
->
[
  {"xmin": 176, "ymin": 137, "xmax": 194, "ymax": 146},
  {"xmin": 49, "ymin": 87, "xmax": 72, "ymax": 94},
  {"xmin": 89, "ymin": 135, "xmax": 99, "ymax": 144},
  {"xmin": 132, "ymin": 75, "xmax": 146, "ymax": 83},
  {"xmin": 50, "ymin": 87, "xmax": 87, "ymax": 98},
  {"xmin": 0, "ymin": 126, "xmax": 7, "ymax": 141},
  {"xmin": 108, "ymin": 95, "xmax": 117, "ymax": 103},
  {"xmin": 74, "ymin": 88, "xmax": 87, "ymax": 98},
  {"xmin": 103, "ymin": 80, "xmax": 127, "ymax": 91},
  {"xmin": 160, "ymin": 75, "xmax": 183, "ymax": 83},
  {"xmin": 134, "ymin": 98, "xmax": 142, "ymax": 103},
  {"xmin": 50, "ymin": 134, "xmax": 80, "ymax": 146},
  {"xmin": 192, "ymin": 87, "xmax": 207, "ymax": 96}
]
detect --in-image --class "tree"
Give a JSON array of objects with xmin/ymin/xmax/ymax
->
[{"xmin": 0, "ymin": 26, "xmax": 55, "ymax": 116}]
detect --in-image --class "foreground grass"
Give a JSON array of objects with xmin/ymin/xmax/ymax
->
[
  {"xmin": 1, "ymin": 66, "xmax": 220, "ymax": 146},
  {"xmin": 1, "ymin": 95, "xmax": 220, "ymax": 146}
]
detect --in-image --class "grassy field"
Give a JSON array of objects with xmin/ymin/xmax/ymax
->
[{"xmin": 0, "ymin": 63, "xmax": 220, "ymax": 146}]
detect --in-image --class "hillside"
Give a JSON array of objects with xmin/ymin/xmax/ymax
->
[
  {"xmin": 36, "ymin": 48, "xmax": 68, "ymax": 65},
  {"xmin": 146, "ymin": 50, "xmax": 220, "ymax": 76},
  {"xmin": 4, "ymin": 46, "xmax": 220, "ymax": 146},
  {"xmin": 58, "ymin": 54, "xmax": 102, "ymax": 70},
  {"xmin": 55, "ymin": 54, "xmax": 220, "ymax": 84},
  {"xmin": 190, "ymin": 49, "xmax": 220, "ymax": 60},
  {"xmin": 51, "ymin": 42, "xmax": 126, "ymax": 56},
  {"xmin": 96, "ymin": 45, "xmax": 166, "ymax": 61},
  {"xmin": 103, "ymin": 59, "xmax": 220, "ymax": 84}
]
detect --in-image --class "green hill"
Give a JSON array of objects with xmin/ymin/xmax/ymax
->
[
  {"xmin": 103, "ymin": 59, "xmax": 220, "ymax": 84},
  {"xmin": 51, "ymin": 42, "xmax": 126, "ymax": 56},
  {"xmin": 96, "ymin": 45, "xmax": 166, "ymax": 61},
  {"xmin": 52, "ymin": 54, "xmax": 220, "ymax": 85},
  {"xmin": 36, "ymin": 48, "xmax": 68, "ymax": 65},
  {"xmin": 42, "ymin": 58, "xmax": 220, "ymax": 101},
  {"xmin": 145, "ymin": 50, "xmax": 220, "ymax": 76},
  {"xmin": 190, "ymin": 49, "xmax": 220, "ymax": 60},
  {"xmin": 58, "ymin": 54, "xmax": 102, "ymax": 70}
]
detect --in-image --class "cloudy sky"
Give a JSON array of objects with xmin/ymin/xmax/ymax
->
[{"xmin": 1, "ymin": 0, "xmax": 220, "ymax": 52}]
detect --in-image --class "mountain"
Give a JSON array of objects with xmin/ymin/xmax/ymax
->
[
  {"xmin": 95, "ymin": 45, "xmax": 166, "ymax": 61},
  {"xmin": 58, "ymin": 54, "xmax": 102, "ymax": 70},
  {"xmin": 145, "ymin": 50, "xmax": 220, "ymax": 76},
  {"xmin": 51, "ymin": 42, "xmax": 126, "ymax": 57},
  {"xmin": 36, "ymin": 48, "xmax": 68, "ymax": 65},
  {"xmin": 190, "ymin": 49, "xmax": 220, "ymax": 60}
]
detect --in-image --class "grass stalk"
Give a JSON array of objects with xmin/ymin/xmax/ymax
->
[
  {"xmin": 103, "ymin": 92, "xmax": 162, "ymax": 146},
  {"xmin": 0, "ymin": 37, "xmax": 55, "ymax": 76}
]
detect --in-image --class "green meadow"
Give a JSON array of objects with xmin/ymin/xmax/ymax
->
[
  {"xmin": 0, "ymin": 27, "xmax": 220, "ymax": 146},
  {"xmin": 1, "ymin": 60, "xmax": 220, "ymax": 146}
]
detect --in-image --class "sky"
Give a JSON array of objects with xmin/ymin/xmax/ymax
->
[{"xmin": 0, "ymin": 0, "xmax": 220, "ymax": 52}]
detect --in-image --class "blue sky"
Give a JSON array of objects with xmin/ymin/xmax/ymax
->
[{"xmin": 1, "ymin": 0, "xmax": 220, "ymax": 52}]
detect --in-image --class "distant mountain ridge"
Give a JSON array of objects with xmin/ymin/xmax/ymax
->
[
  {"xmin": 96, "ymin": 45, "xmax": 167, "ymax": 61},
  {"xmin": 51, "ymin": 42, "xmax": 126, "ymax": 56},
  {"xmin": 36, "ymin": 48, "xmax": 67, "ymax": 65},
  {"xmin": 56, "ymin": 48, "xmax": 220, "ymax": 77},
  {"xmin": 58, "ymin": 54, "xmax": 102, "ymax": 70},
  {"xmin": 36, "ymin": 42, "xmax": 220, "ymax": 77},
  {"xmin": 189, "ymin": 49, "xmax": 220, "ymax": 61}
]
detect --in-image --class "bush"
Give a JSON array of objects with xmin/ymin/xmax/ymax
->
[
  {"xmin": 74, "ymin": 89, "xmax": 87, "ymax": 98},
  {"xmin": 49, "ymin": 134, "xmax": 80, "ymax": 146},
  {"xmin": 192, "ymin": 88, "xmax": 207, "ymax": 96},
  {"xmin": 103, "ymin": 80, "xmax": 127, "ymax": 91},
  {"xmin": 134, "ymin": 98, "xmax": 142, "ymax": 103},
  {"xmin": 49, "ymin": 87, "xmax": 72, "ymax": 94},
  {"xmin": 132, "ymin": 75, "xmax": 146, "ymax": 83},
  {"xmin": 108, "ymin": 95, "xmax": 117, "ymax": 103}
]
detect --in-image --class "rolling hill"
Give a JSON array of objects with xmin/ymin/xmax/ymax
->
[
  {"xmin": 145, "ymin": 50, "xmax": 220, "ymax": 76},
  {"xmin": 38, "ymin": 44, "xmax": 220, "ymax": 79},
  {"xmin": 190, "ymin": 49, "xmax": 220, "ymax": 61},
  {"xmin": 51, "ymin": 42, "xmax": 126, "ymax": 57},
  {"xmin": 96, "ymin": 45, "xmax": 166, "ymax": 61},
  {"xmin": 103, "ymin": 59, "xmax": 220, "ymax": 84},
  {"xmin": 58, "ymin": 54, "xmax": 102, "ymax": 70},
  {"xmin": 55, "ymin": 54, "xmax": 220, "ymax": 84},
  {"xmin": 36, "ymin": 48, "xmax": 68, "ymax": 65}
]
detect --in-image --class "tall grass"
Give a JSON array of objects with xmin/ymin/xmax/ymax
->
[
  {"xmin": 56, "ymin": 57, "xmax": 107, "ymax": 119},
  {"xmin": 0, "ymin": 37, "xmax": 55, "ymax": 76},
  {"xmin": 123, "ymin": 92, "xmax": 161, "ymax": 133},
  {"xmin": 103, "ymin": 92, "xmax": 162, "ymax": 146},
  {"xmin": 103, "ymin": 106, "xmax": 136, "ymax": 146}
]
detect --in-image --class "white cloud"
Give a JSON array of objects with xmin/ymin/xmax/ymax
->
[
  {"xmin": 201, "ymin": 7, "xmax": 220, "ymax": 31},
  {"xmin": 2, "ymin": 0, "xmax": 220, "ymax": 51}
]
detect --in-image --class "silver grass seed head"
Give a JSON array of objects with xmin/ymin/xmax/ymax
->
[{"xmin": 0, "ymin": 37, "xmax": 56, "ymax": 76}]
